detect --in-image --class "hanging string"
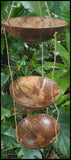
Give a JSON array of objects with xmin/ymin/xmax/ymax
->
[
  {"xmin": 2, "ymin": 1, "xmax": 18, "ymax": 142},
  {"xmin": 44, "ymin": 1, "xmax": 51, "ymax": 18},
  {"xmin": 51, "ymin": 32, "xmax": 58, "ymax": 102},
  {"xmin": 43, "ymin": 1, "xmax": 51, "ymax": 114},
  {"xmin": 38, "ymin": 1, "xmax": 42, "ymax": 17},
  {"xmin": 54, "ymin": 103, "xmax": 59, "ymax": 141},
  {"xmin": 52, "ymin": 32, "xmax": 58, "ymax": 80},
  {"xmin": 38, "ymin": 1, "xmax": 43, "ymax": 77},
  {"xmin": 3, "ymin": 28, "xmax": 18, "ymax": 142},
  {"xmin": 51, "ymin": 31, "xmax": 59, "ymax": 141},
  {"xmin": 7, "ymin": 1, "xmax": 15, "ymax": 24},
  {"xmin": 41, "ymin": 42, "xmax": 44, "ymax": 77}
]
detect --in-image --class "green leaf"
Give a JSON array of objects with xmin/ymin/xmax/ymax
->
[
  {"xmin": 16, "ymin": 145, "xmax": 42, "ymax": 159},
  {"xmin": 39, "ymin": 62, "xmax": 64, "ymax": 70},
  {"xmin": 20, "ymin": 56, "xmax": 27, "ymax": 66},
  {"xmin": 1, "ymin": 108, "xmax": 11, "ymax": 120},
  {"xmin": 35, "ymin": 67, "xmax": 46, "ymax": 76},
  {"xmin": 21, "ymin": 1, "xmax": 40, "ymax": 16},
  {"xmin": 1, "ymin": 1, "xmax": 12, "ymax": 20},
  {"xmin": 45, "ymin": 69, "xmax": 70, "ymax": 94},
  {"xmin": 1, "ymin": 38, "xmax": 5, "ymax": 54},
  {"xmin": 53, "ymin": 108, "xmax": 70, "ymax": 158},
  {"xmin": 63, "ymin": 100, "xmax": 70, "ymax": 106},
  {"xmin": 11, "ymin": 71, "xmax": 16, "ymax": 77},
  {"xmin": 62, "ymin": 1, "xmax": 70, "ymax": 25},
  {"xmin": 55, "ymin": 93, "xmax": 70, "ymax": 105},
  {"xmin": 11, "ymin": 5, "xmax": 25, "ymax": 18},
  {"xmin": 1, "ymin": 1, "xmax": 9, "ymax": 17},
  {"xmin": 1, "ymin": 124, "xmax": 17, "ymax": 149},
  {"xmin": 63, "ymin": 100, "xmax": 70, "ymax": 111},
  {"xmin": 59, "ymin": 75, "xmax": 70, "ymax": 94},
  {"xmin": 1, "ymin": 116, "xmax": 15, "ymax": 127},
  {"xmin": 45, "ymin": 69, "xmax": 63, "ymax": 81},
  {"xmin": 10, "ymin": 55, "xmax": 18, "ymax": 62},
  {"xmin": 1, "ymin": 73, "xmax": 9, "ymax": 88},
  {"xmin": 66, "ymin": 31, "xmax": 70, "ymax": 53},
  {"xmin": 1, "ymin": 93, "xmax": 13, "ymax": 110},
  {"xmin": 36, "ymin": 47, "xmax": 51, "ymax": 61},
  {"xmin": 50, "ymin": 39, "xmax": 70, "ymax": 64}
]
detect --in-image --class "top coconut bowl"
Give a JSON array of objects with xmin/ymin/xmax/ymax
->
[{"xmin": 1, "ymin": 17, "xmax": 67, "ymax": 42}]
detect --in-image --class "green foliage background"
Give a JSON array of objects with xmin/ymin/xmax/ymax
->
[{"xmin": 1, "ymin": 1, "xmax": 70, "ymax": 159}]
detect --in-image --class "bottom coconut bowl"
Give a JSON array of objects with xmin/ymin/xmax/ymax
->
[{"xmin": 16, "ymin": 114, "xmax": 60, "ymax": 149}]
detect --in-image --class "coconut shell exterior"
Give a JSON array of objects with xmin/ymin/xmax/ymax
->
[
  {"xmin": 16, "ymin": 114, "xmax": 60, "ymax": 149},
  {"xmin": 1, "ymin": 17, "xmax": 67, "ymax": 42},
  {"xmin": 10, "ymin": 76, "xmax": 61, "ymax": 110}
]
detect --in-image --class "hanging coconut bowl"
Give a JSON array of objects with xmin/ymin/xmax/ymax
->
[
  {"xmin": 10, "ymin": 76, "xmax": 61, "ymax": 110},
  {"xmin": 16, "ymin": 114, "xmax": 60, "ymax": 149},
  {"xmin": 1, "ymin": 17, "xmax": 67, "ymax": 42}
]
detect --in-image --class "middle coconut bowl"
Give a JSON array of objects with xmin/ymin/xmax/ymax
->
[{"xmin": 10, "ymin": 76, "xmax": 60, "ymax": 110}]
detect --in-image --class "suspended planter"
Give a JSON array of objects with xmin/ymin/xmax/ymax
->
[
  {"xmin": 1, "ymin": 17, "xmax": 67, "ymax": 42},
  {"xmin": 1, "ymin": 1, "xmax": 68, "ymax": 150}
]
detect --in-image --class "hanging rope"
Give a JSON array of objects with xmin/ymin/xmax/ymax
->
[
  {"xmin": 7, "ymin": 1, "xmax": 15, "ymax": 24},
  {"xmin": 52, "ymin": 32, "xmax": 58, "ymax": 80},
  {"xmin": 43, "ymin": 2, "xmax": 59, "ymax": 138},
  {"xmin": 44, "ymin": 1, "xmax": 51, "ymax": 18},
  {"xmin": 41, "ymin": 42, "xmax": 43, "ymax": 77},
  {"xmin": 51, "ymin": 32, "xmax": 58, "ymax": 102},
  {"xmin": 44, "ymin": 1, "xmax": 51, "ymax": 114},
  {"xmin": 38, "ymin": 1, "xmax": 44, "ymax": 77},
  {"xmin": 38, "ymin": 1, "xmax": 42, "ymax": 17},
  {"xmin": 51, "ymin": 31, "xmax": 59, "ymax": 141},
  {"xmin": 54, "ymin": 103, "xmax": 59, "ymax": 141},
  {"xmin": 2, "ymin": 1, "xmax": 18, "ymax": 142},
  {"xmin": 3, "ymin": 28, "xmax": 18, "ymax": 142}
]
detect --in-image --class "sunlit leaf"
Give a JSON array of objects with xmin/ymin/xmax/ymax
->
[
  {"xmin": 63, "ymin": 100, "xmax": 70, "ymax": 111},
  {"xmin": 55, "ymin": 93, "xmax": 70, "ymax": 105},
  {"xmin": 1, "ymin": 108, "xmax": 11, "ymax": 120}
]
